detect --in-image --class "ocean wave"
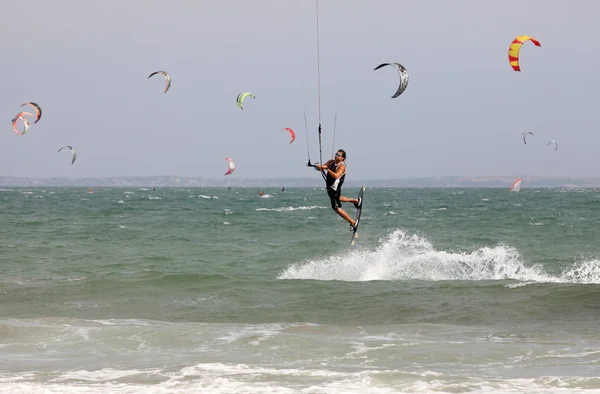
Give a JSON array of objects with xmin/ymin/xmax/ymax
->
[
  {"xmin": 279, "ymin": 229, "xmax": 600, "ymax": 284},
  {"xmin": 257, "ymin": 206, "xmax": 326, "ymax": 212}
]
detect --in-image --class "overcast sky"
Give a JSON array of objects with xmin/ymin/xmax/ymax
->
[{"xmin": 2, "ymin": 0, "xmax": 599, "ymax": 180}]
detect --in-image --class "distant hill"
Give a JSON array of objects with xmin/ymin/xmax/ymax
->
[{"xmin": 2, "ymin": 176, "xmax": 600, "ymax": 188}]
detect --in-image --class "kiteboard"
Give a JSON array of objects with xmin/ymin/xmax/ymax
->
[{"xmin": 350, "ymin": 186, "xmax": 365, "ymax": 245}]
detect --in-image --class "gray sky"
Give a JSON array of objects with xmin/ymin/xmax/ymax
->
[{"xmin": 2, "ymin": 0, "xmax": 600, "ymax": 180}]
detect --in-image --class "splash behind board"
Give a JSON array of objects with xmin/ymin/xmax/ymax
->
[{"xmin": 350, "ymin": 186, "xmax": 365, "ymax": 245}]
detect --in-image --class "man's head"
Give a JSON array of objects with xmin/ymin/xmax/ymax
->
[{"xmin": 335, "ymin": 149, "xmax": 346, "ymax": 162}]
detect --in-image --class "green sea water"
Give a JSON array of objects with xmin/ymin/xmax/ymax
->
[{"xmin": 1, "ymin": 186, "xmax": 600, "ymax": 393}]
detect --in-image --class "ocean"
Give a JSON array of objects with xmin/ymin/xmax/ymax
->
[{"xmin": 1, "ymin": 186, "xmax": 599, "ymax": 393}]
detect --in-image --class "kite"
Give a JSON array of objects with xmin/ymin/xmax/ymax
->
[
  {"xmin": 373, "ymin": 62, "xmax": 409, "ymax": 98},
  {"xmin": 147, "ymin": 71, "xmax": 171, "ymax": 93},
  {"xmin": 508, "ymin": 36, "xmax": 541, "ymax": 71},
  {"xmin": 224, "ymin": 157, "xmax": 235, "ymax": 175},
  {"xmin": 282, "ymin": 127, "xmax": 296, "ymax": 144},
  {"xmin": 58, "ymin": 145, "xmax": 77, "ymax": 164},
  {"xmin": 20, "ymin": 102, "xmax": 42, "ymax": 124},
  {"xmin": 236, "ymin": 92, "xmax": 255, "ymax": 110}
]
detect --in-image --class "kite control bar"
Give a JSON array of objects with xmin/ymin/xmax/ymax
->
[{"xmin": 306, "ymin": 159, "xmax": 321, "ymax": 170}]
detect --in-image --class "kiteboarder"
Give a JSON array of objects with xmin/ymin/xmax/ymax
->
[{"xmin": 315, "ymin": 149, "xmax": 362, "ymax": 230}]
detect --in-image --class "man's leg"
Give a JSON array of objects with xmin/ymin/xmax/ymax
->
[
  {"xmin": 339, "ymin": 196, "xmax": 358, "ymax": 205},
  {"xmin": 340, "ymin": 195, "xmax": 361, "ymax": 208},
  {"xmin": 334, "ymin": 207, "xmax": 356, "ymax": 226},
  {"xmin": 329, "ymin": 189, "xmax": 358, "ymax": 227}
]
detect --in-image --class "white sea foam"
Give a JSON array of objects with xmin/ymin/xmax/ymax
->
[
  {"xmin": 257, "ymin": 206, "xmax": 326, "ymax": 212},
  {"xmin": 279, "ymin": 229, "xmax": 600, "ymax": 284},
  {"xmin": 0, "ymin": 366, "xmax": 598, "ymax": 393},
  {"xmin": 0, "ymin": 318, "xmax": 598, "ymax": 393}
]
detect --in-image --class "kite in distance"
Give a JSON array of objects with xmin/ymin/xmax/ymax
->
[
  {"xmin": 148, "ymin": 71, "xmax": 171, "ymax": 93},
  {"xmin": 547, "ymin": 140, "xmax": 558, "ymax": 151},
  {"xmin": 508, "ymin": 36, "xmax": 541, "ymax": 71},
  {"xmin": 224, "ymin": 157, "xmax": 236, "ymax": 175},
  {"xmin": 373, "ymin": 62, "xmax": 409, "ymax": 98},
  {"xmin": 282, "ymin": 128, "xmax": 296, "ymax": 144},
  {"xmin": 522, "ymin": 131, "xmax": 533, "ymax": 145},
  {"xmin": 20, "ymin": 102, "xmax": 42, "ymax": 124},
  {"xmin": 236, "ymin": 92, "xmax": 255, "ymax": 110},
  {"xmin": 58, "ymin": 145, "xmax": 77, "ymax": 164},
  {"xmin": 11, "ymin": 112, "xmax": 34, "ymax": 136}
]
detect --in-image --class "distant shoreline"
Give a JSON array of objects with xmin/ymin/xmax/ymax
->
[{"xmin": 2, "ymin": 176, "xmax": 600, "ymax": 188}]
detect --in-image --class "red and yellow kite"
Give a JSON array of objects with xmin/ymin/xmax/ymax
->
[{"xmin": 508, "ymin": 35, "xmax": 541, "ymax": 71}]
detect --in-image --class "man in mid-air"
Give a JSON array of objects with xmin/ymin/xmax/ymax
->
[{"xmin": 315, "ymin": 149, "xmax": 362, "ymax": 230}]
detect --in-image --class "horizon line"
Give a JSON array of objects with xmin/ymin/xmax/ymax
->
[{"xmin": 2, "ymin": 175, "xmax": 599, "ymax": 180}]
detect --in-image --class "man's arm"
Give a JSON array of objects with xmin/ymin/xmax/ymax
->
[{"xmin": 316, "ymin": 159, "xmax": 334, "ymax": 171}]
